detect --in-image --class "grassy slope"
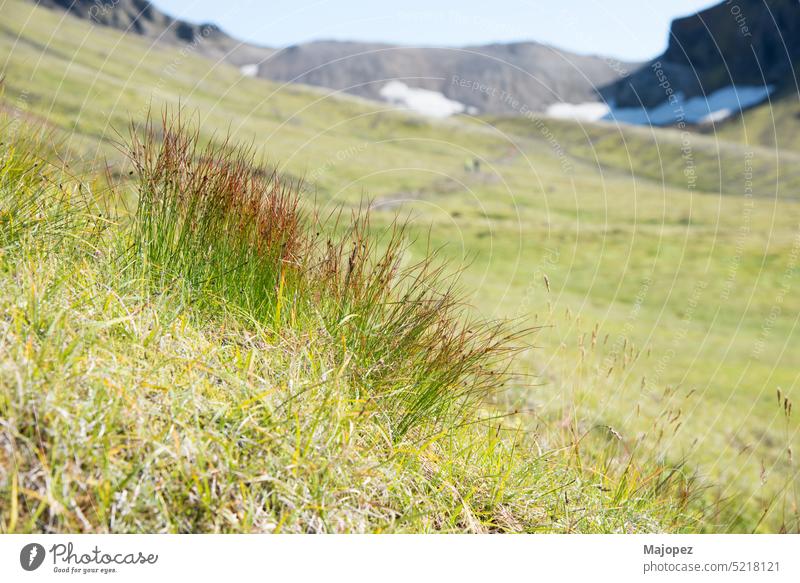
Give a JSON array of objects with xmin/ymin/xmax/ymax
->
[
  {"xmin": 481, "ymin": 114, "xmax": 800, "ymax": 530},
  {"xmin": 486, "ymin": 114, "xmax": 800, "ymax": 198},
  {"xmin": 1, "ymin": 0, "xmax": 799, "ymax": 531},
  {"xmin": 0, "ymin": 114, "xmax": 692, "ymax": 534},
  {"xmin": 709, "ymin": 90, "xmax": 800, "ymax": 152}
]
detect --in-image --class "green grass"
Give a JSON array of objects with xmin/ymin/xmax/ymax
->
[
  {"xmin": 486, "ymin": 113, "xmax": 800, "ymax": 197},
  {"xmin": 124, "ymin": 111, "xmax": 527, "ymax": 440},
  {"xmin": 1, "ymin": 0, "xmax": 799, "ymax": 532},
  {"xmin": 0, "ymin": 116, "xmax": 702, "ymax": 533},
  {"xmin": 709, "ymin": 89, "xmax": 800, "ymax": 152}
]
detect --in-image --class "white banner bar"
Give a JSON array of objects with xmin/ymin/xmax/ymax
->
[{"xmin": 1, "ymin": 535, "xmax": 797, "ymax": 582}]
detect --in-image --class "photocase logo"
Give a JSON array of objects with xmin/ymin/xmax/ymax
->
[{"xmin": 20, "ymin": 543, "xmax": 46, "ymax": 571}]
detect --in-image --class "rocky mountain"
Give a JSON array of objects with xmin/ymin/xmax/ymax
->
[
  {"xmin": 253, "ymin": 40, "xmax": 635, "ymax": 116},
  {"xmin": 34, "ymin": 0, "xmax": 273, "ymax": 66},
  {"xmin": 602, "ymin": 0, "xmax": 800, "ymax": 109},
  {"xmin": 32, "ymin": 0, "xmax": 635, "ymax": 116}
]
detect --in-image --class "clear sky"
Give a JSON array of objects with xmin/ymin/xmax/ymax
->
[{"xmin": 152, "ymin": 0, "xmax": 719, "ymax": 61}]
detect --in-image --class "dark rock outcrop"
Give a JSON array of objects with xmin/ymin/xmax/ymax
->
[{"xmin": 603, "ymin": 0, "xmax": 800, "ymax": 108}]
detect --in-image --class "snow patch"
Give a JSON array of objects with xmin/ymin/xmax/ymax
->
[
  {"xmin": 379, "ymin": 81, "xmax": 466, "ymax": 118},
  {"xmin": 546, "ymin": 102, "xmax": 611, "ymax": 122},
  {"xmin": 701, "ymin": 108, "xmax": 734, "ymax": 124},
  {"xmin": 606, "ymin": 85, "xmax": 773, "ymax": 126},
  {"xmin": 240, "ymin": 64, "xmax": 259, "ymax": 78},
  {"xmin": 547, "ymin": 85, "xmax": 772, "ymax": 126}
]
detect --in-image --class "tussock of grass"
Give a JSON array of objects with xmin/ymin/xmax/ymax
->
[
  {"xmin": 0, "ymin": 114, "xmax": 699, "ymax": 532},
  {"xmin": 124, "ymin": 111, "xmax": 526, "ymax": 440}
]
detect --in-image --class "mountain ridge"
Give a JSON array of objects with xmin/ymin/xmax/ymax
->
[
  {"xmin": 30, "ymin": 0, "xmax": 636, "ymax": 115},
  {"xmin": 32, "ymin": 0, "xmax": 800, "ymax": 125}
]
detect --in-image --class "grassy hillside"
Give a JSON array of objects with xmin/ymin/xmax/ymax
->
[
  {"xmin": 486, "ymin": 113, "xmax": 800, "ymax": 198},
  {"xmin": 0, "ymin": 114, "xmax": 701, "ymax": 533},
  {"xmin": 484, "ymin": 113, "xmax": 800, "ymax": 530},
  {"xmin": 1, "ymin": 0, "xmax": 799, "ymax": 532},
  {"xmin": 709, "ymin": 90, "xmax": 800, "ymax": 152}
]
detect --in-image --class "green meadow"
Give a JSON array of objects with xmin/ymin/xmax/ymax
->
[{"xmin": 1, "ymin": 0, "xmax": 798, "ymax": 532}]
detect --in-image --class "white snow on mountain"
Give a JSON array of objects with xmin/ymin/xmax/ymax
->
[
  {"xmin": 545, "ymin": 102, "xmax": 610, "ymax": 121},
  {"xmin": 377, "ymin": 81, "xmax": 771, "ymax": 125},
  {"xmin": 546, "ymin": 85, "xmax": 773, "ymax": 126},
  {"xmin": 379, "ymin": 81, "xmax": 468, "ymax": 118},
  {"xmin": 240, "ymin": 64, "xmax": 259, "ymax": 78}
]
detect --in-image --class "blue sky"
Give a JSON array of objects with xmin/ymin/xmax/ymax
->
[{"xmin": 153, "ymin": 0, "xmax": 719, "ymax": 61}]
